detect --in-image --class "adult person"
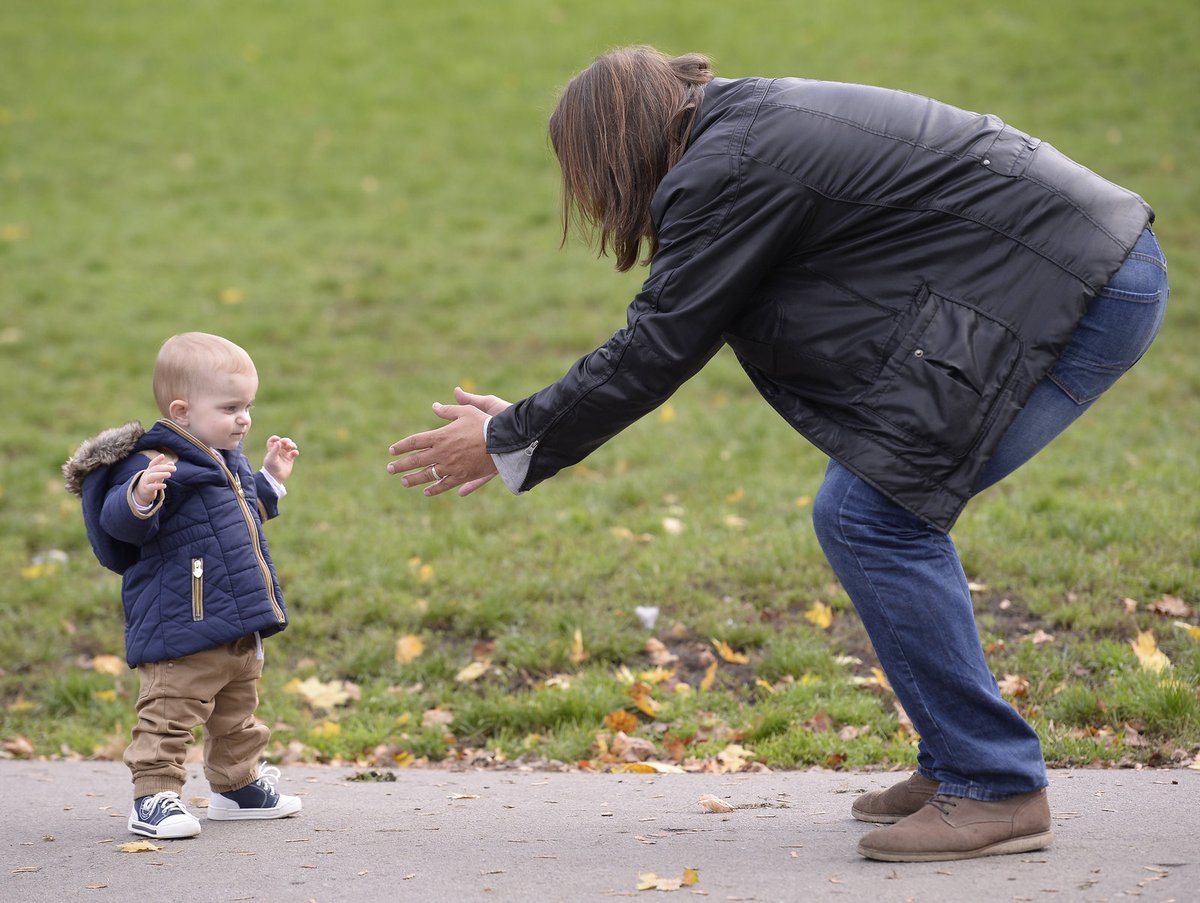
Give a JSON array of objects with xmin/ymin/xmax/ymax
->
[{"xmin": 387, "ymin": 47, "xmax": 1167, "ymax": 862}]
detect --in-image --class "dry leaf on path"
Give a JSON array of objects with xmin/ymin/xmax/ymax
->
[
  {"xmin": 117, "ymin": 841, "xmax": 162, "ymax": 853},
  {"xmin": 637, "ymin": 871, "xmax": 683, "ymax": 891},
  {"xmin": 447, "ymin": 793, "xmax": 480, "ymax": 800},
  {"xmin": 697, "ymin": 794, "xmax": 735, "ymax": 813}
]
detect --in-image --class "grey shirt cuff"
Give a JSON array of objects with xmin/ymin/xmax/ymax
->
[{"xmin": 485, "ymin": 415, "xmax": 528, "ymax": 494}]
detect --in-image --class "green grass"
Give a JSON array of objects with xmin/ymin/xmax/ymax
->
[{"xmin": 1, "ymin": 0, "xmax": 1197, "ymax": 773}]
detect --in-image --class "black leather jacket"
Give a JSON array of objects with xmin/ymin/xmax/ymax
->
[{"xmin": 487, "ymin": 77, "xmax": 1153, "ymax": 530}]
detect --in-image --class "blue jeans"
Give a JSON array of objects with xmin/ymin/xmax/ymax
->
[{"xmin": 812, "ymin": 229, "xmax": 1168, "ymax": 800}]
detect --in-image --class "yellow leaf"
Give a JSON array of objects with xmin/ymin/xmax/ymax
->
[
  {"xmin": 795, "ymin": 495, "xmax": 812, "ymax": 508},
  {"xmin": 711, "ymin": 638, "xmax": 749, "ymax": 664},
  {"xmin": 699, "ymin": 660, "xmax": 718, "ymax": 692},
  {"xmin": 570, "ymin": 628, "xmax": 589, "ymax": 664},
  {"xmin": 289, "ymin": 676, "xmax": 355, "ymax": 709},
  {"xmin": 417, "ymin": 564, "xmax": 434, "ymax": 584},
  {"xmin": 638, "ymin": 666, "xmax": 675, "ymax": 685},
  {"xmin": 629, "ymin": 682, "xmax": 661, "ymax": 717},
  {"xmin": 1, "ymin": 223, "xmax": 29, "ymax": 241},
  {"xmin": 682, "ymin": 868, "xmax": 699, "ymax": 886},
  {"xmin": 118, "ymin": 841, "xmax": 162, "ymax": 853},
  {"xmin": 92, "ymin": 654, "xmax": 125, "ymax": 675},
  {"xmin": 637, "ymin": 872, "xmax": 683, "ymax": 891},
  {"xmin": 657, "ymin": 403, "xmax": 676, "ymax": 423},
  {"xmin": 725, "ymin": 487, "xmax": 744, "ymax": 504},
  {"xmin": 1173, "ymin": 620, "xmax": 1200, "ymax": 640},
  {"xmin": 755, "ymin": 678, "xmax": 775, "ymax": 694},
  {"xmin": 615, "ymin": 762, "xmax": 657, "ymax": 773},
  {"xmin": 395, "ymin": 634, "xmax": 425, "ymax": 664},
  {"xmin": 1131, "ymin": 630, "xmax": 1171, "ymax": 673},
  {"xmin": 313, "ymin": 720, "xmax": 341, "ymax": 737},
  {"xmin": 869, "ymin": 667, "xmax": 891, "ymax": 691},
  {"xmin": 455, "ymin": 660, "xmax": 491, "ymax": 683},
  {"xmin": 804, "ymin": 601, "xmax": 833, "ymax": 630},
  {"xmin": 93, "ymin": 689, "xmax": 117, "ymax": 703},
  {"xmin": 219, "ymin": 287, "xmax": 244, "ymax": 305}
]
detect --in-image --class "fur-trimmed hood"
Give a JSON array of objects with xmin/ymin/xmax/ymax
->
[{"xmin": 63, "ymin": 422, "xmax": 145, "ymax": 497}]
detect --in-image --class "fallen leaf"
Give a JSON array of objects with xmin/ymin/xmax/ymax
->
[
  {"xmin": 637, "ymin": 871, "xmax": 683, "ymax": 891},
  {"xmin": 1150, "ymin": 595, "xmax": 1193, "ymax": 618},
  {"xmin": 422, "ymin": 707, "xmax": 455, "ymax": 727},
  {"xmin": 395, "ymin": 634, "xmax": 424, "ymax": 664},
  {"xmin": 658, "ymin": 403, "xmax": 676, "ymax": 423},
  {"xmin": 91, "ymin": 654, "xmax": 125, "ymax": 676},
  {"xmin": 998, "ymin": 673, "xmax": 1030, "ymax": 698},
  {"xmin": 645, "ymin": 638, "xmax": 678, "ymax": 666},
  {"xmin": 117, "ymin": 841, "xmax": 162, "ymax": 853},
  {"xmin": 1173, "ymin": 621, "xmax": 1200, "ymax": 640},
  {"xmin": 570, "ymin": 628, "xmax": 589, "ymax": 664},
  {"xmin": 605, "ymin": 709, "xmax": 638, "ymax": 734},
  {"xmin": 711, "ymin": 638, "xmax": 748, "ymax": 664},
  {"xmin": 1022, "ymin": 629, "xmax": 1056, "ymax": 645},
  {"xmin": 699, "ymin": 661, "xmax": 718, "ymax": 693},
  {"xmin": 682, "ymin": 868, "xmax": 699, "ymax": 886},
  {"xmin": 1130, "ymin": 630, "xmax": 1171, "ymax": 673},
  {"xmin": 629, "ymin": 682, "xmax": 661, "ymax": 718},
  {"xmin": 661, "ymin": 517, "xmax": 685, "ymax": 536},
  {"xmin": 287, "ymin": 676, "xmax": 356, "ymax": 710},
  {"xmin": 804, "ymin": 601, "xmax": 833, "ymax": 630},
  {"xmin": 697, "ymin": 794, "xmax": 735, "ymax": 813},
  {"xmin": 716, "ymin": 743, "xmax": 754, "ymax": 773},
  {"xmin": 455, "ymin": 660, "xmax": 491, "ymax": 683},
  {"xmin": 447, "ymin": 793, "xmax": 479, "ymax": 800}
]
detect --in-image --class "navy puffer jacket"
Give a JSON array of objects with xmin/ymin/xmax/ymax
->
[{"xmin": 64, "ymin": 420, "xmax": 288, "ymax": 667}]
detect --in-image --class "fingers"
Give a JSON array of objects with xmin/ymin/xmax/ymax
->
[{"xmin": 457, "ymin": 473, "xmax": 496, "ymax": 497}]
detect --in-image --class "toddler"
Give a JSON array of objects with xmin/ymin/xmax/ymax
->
[{"xmin": 64, "ymin": 332, "xmax": 302, "ymax": 838}]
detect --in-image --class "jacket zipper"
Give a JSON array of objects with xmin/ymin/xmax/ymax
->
[
  {"xmin": 191, "ymin": 558, "xmax": 204, "ymax": 620},
  {"xmin": 160, "ymin": 421, "xmax": 285, "ymax": 624}
]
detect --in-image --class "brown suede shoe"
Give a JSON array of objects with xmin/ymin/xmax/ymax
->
[
  {"xmin": 857, "ymin": 789, "xmax": 1053, "ymax": 862},
  {"xmin": 851, "ymin": 773, "xmax": 941, "ymax": 824}
]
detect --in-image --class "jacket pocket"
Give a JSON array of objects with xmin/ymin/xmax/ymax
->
[
  {"xmin": 191, "ymin": 557, "xmax": 204, "ymax": 621},
  {"xmin": 861, "ymin": 286, "xmax": 1021, "ymax": 458}
]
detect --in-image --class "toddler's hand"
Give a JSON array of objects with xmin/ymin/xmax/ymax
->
[
  {"xmin": 264, "ymin": 435, "xmax": 300, "ymax": 483},
  {"xmin": 134, "ymin": 454, "xmax": 176, "ymax": 507}
]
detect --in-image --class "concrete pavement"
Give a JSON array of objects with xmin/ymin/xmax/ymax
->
[{"xmin": 2, "ymin": 762, "xmax": 1196, "ymax": 902}]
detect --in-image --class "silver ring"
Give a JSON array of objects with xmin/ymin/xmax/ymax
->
[{"xmin": 430, "ymin": 464, "xmax": 442, "ymax": 482}]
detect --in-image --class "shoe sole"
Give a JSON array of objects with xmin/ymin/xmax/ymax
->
[
  {"xmin": 851, "ymin": 809, "xmax": 908, "ymax": 825},
  {"xmin": 857, "ymin": 830, "xmax": 1054, "ymax": 862},
  {"xmin": 127, "ymin": 818, "xmax": 201, "ymax": 839},
  {"xmin": 207, "ymin": 798, "xmax": 303, "ymax": 821}
]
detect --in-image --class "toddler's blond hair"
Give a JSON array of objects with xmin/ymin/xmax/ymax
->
[{"xmin": 153, "ymin": 332, "xmax": 257, "ymax": 416}]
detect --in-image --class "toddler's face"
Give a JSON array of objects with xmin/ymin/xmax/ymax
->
[{"xmin": 176, "ymin": 370, "xmax": 259, "ymax": 450}]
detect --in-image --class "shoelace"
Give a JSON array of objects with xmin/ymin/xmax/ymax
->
[
  {"xmin": 141, "ymin": 790, "xmax": 187, "ymax": 818},
  {"xmin": 255, "ymin": 762, "xmax": 282, "ymax": 792},
  {"xmin": 927, "ymin": 795, "xmax": 960, "ymax": 816}
]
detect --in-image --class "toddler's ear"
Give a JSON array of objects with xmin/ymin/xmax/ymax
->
[{"xmin": 168, "ymin": 399, "xmax": 189, "ymax": 426}]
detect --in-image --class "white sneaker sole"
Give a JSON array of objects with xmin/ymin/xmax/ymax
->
[
  {"xmin": 127, "ymin": 816, "xmax": 202, "ymax": 839},
  {"xmin": 207, "ymin": 796, "xmax": 302, "ymax": 821}
]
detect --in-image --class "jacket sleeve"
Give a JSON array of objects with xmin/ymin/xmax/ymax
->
[
  {"xmin": 487, "ymin": 151, "xmax": 810, "ymax": 489},
  {"xmin": 255, "ymin": 471, "xmax": 282, "ymax": 521},
  {"xmin": 98, "ymin": 456, "xmax": 164, "ymax": 546}
]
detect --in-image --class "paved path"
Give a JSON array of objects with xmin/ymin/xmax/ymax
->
[{"xmin": 2, "ymin": 762, "xmax": 1196, "ymax": 902}]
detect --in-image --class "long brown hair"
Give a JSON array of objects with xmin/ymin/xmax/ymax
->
[{"xmin": 549, "ymin": 46, "xmax": 714, "ymax": 272}]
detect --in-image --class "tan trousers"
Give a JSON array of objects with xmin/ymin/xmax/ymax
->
[{"xmin": 123, "ymin": 634, "xmax": 270, "ymax": 799}]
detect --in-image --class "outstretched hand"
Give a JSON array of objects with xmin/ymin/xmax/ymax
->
[
  {"xmin": 133, "ymin": 453, "xmax": 176, "ymax": 506},
  {"xmin": 388, "ymin": 387, "xmax": 509, "ymax": 497},
  {"xmin": 263, "ymin": 435, "xmax": 300, "ymax": 483}
]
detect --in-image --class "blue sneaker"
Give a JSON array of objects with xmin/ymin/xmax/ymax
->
[
  {"xmin": 128, "ymin": 791, "xmax": 201, "ymax": 838},
  {"xmin": 207, "ymin": 763, "xmax": 302, "ymax": 821}
]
